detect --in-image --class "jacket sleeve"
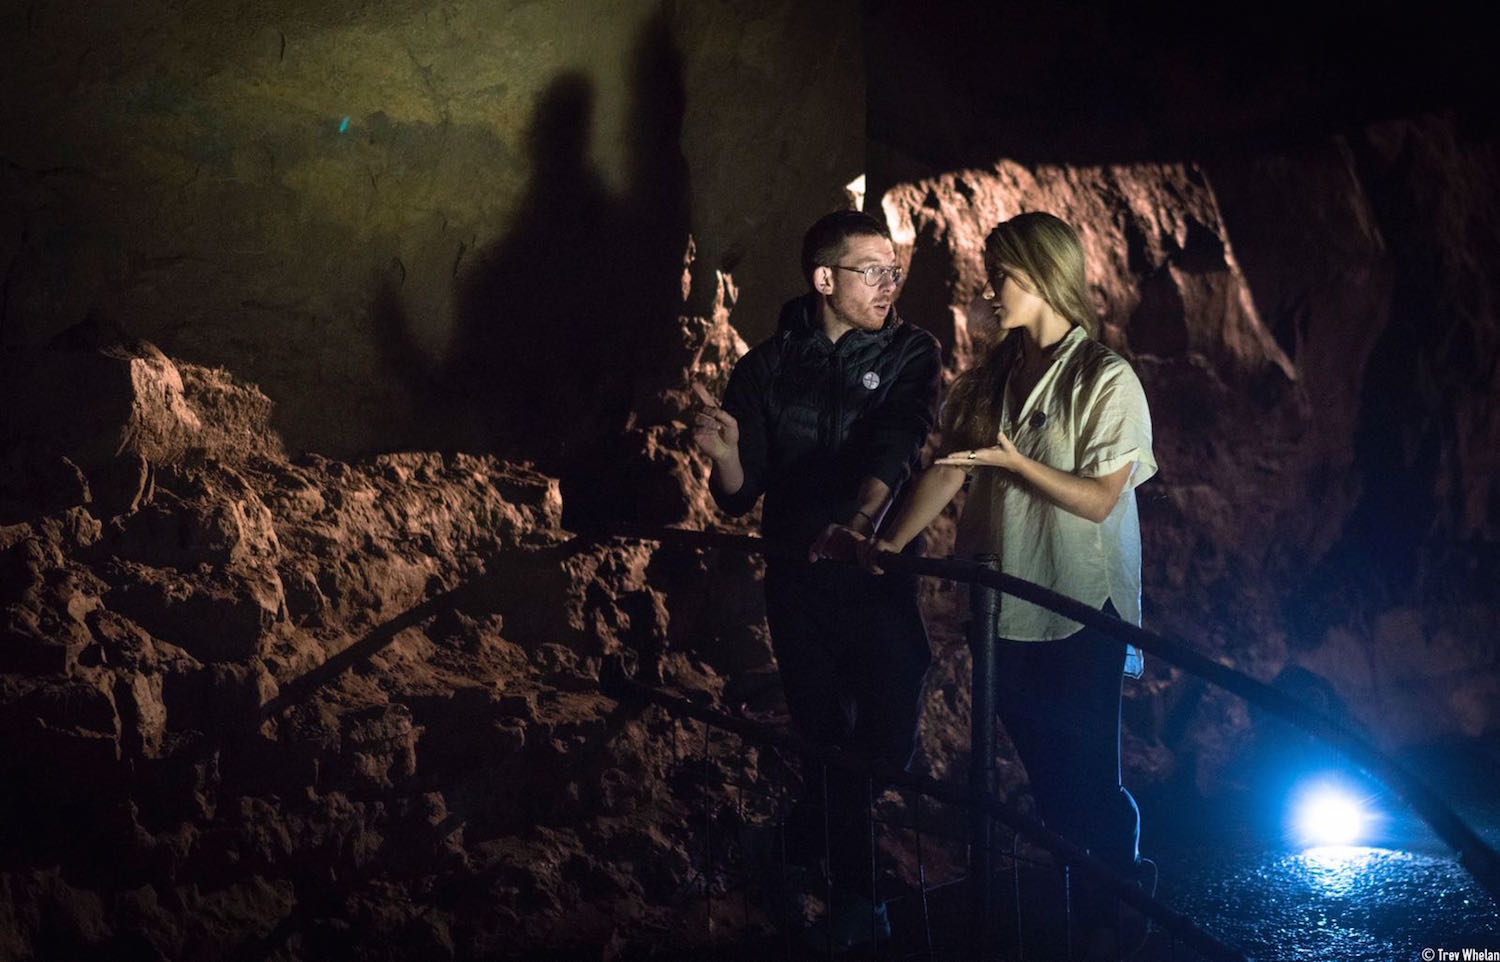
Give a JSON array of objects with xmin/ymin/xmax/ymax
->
[
  {"xmin": 850, "ymin": 329, "xmax": 942, "ymax": 490},
  {"xmin": 711, "ymin": 342, "xmax": 775, "ymax": 517}
]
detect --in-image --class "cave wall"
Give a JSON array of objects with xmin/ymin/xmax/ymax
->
[
  {"xmin": 868, "ymin": 1, "xmax": 1500, "ymax": 762},
  {"xmin": 3, "ymin": 3, "xmax": 1500, "ymax": 956},
  {"xmin": 0, "ymin": 0, "xmax": 861, "ymax": 455},
  {"xmin": 5, "ymin": 0, "xmax": 1497, "ymax": 783}
]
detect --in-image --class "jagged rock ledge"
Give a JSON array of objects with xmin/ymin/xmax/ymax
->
[{"xmin": 0, "ymin": 320, "xmax": 777, "ymax": 960}]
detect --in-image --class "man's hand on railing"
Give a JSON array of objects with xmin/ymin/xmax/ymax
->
[
  {"xmin": 855, "ymin": 536, "xmax": 899, "ymax": 574},
  {"xmin": 808, "ymin": 523, "xmax": 864, "ymax": 563}
]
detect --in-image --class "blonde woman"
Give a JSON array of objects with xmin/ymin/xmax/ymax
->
[{"xmin": 863, "ymin": 211, "xmax": 1156, "ymax": 948}]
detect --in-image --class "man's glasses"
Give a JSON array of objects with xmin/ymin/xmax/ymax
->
[{"xmin": 830, "ymin": 264, "xmax": 905, "ymax": 287}]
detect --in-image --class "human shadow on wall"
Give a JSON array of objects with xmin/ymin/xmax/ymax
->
[{"xmin": 376, "ymin": 8, "xmax": 691, "ymax": 532}]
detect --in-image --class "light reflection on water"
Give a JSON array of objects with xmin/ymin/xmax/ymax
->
[
  {"xmin": 1158, "ymin": 842, "xmax": 1500, "ymax": 961},
  {"xmin": 1295, "ymin": 845, "xmax": 1408, "ymax": 897}
]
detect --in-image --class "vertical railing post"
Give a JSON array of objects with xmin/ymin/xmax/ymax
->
[
  {"xmin": 776, "ymin": 767, "xmax": 792, "ymax": 960},
  {"xmin": 1063, "ymin": 865, "xmax": 1074, "ymax": 960},
  {"xmin": 737, "ymin": 742, "xmax": 749, "ymax": 931},
  {"xmin": 867, "ymin": 776, "xmax": 879, "ymax": 949},
  {"xmin": 914, "ymin": 792, "xmax": 934, "ymax": 959},
  {"xmin": 703, "ymin": 722, "xmax": 714, "ymax": 937},
  {"xmin": 821, "ymin": 762, "xmax": 834, "ymax": 960},
  {"xmin": 969, "ymin": 554, "xmax": 1000, "ymax": 960}
]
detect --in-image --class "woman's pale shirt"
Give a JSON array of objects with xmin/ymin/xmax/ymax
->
[{"xmin": 952, "ymin": 325, "xmax": 1157, "ymax": 640}]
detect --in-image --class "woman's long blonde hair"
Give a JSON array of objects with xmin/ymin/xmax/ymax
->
[{"xmin": 941, "ymin": 212, "xmax": 1094, "ymax": 451}]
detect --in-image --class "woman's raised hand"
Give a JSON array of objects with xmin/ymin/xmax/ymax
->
[{"xmin": 933, "ymin": 430, "xmax": 1020, "ymax": 471}]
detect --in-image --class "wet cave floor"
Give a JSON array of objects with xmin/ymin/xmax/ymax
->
[
  {"xmin": 1149, "ymin": 736, "xmax": 1500, "ymax": 961},
  {"xmin": 616, "ymin": 735, "xmax": 1500, "ymax": 962}
]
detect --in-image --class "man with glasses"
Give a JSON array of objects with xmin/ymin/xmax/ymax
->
[{"xmin": 693, "ymin": 209, "xmax": 941, "ymax": 948}]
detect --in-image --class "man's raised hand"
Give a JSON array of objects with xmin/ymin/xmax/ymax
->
[{"xmin": 690, "ymin": 384, "xmax": 739, "ymax": 462}]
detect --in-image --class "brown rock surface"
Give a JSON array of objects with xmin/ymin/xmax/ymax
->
[
  {"xmin": 0, "ymin": 309, "xmax": 775, "ymax": 959},
  {"xmin": 1, "ymin": 319, "xmax": 204, "ymax": 522},
  {"xmin": 1, "ymin": 8, "xmax": 1496, "ymax": 944},
  {"xmin": 879, "ymin": 112, "xmax": 1500, "ymax": 796},
  {"xmin": 3, "ymin": 150, "xmax": 1497, "ymax": 953}
]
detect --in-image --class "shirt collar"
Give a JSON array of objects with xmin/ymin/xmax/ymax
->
[{"xmin": 1047, "ymin": 324, "xmax": 1089, "ymax": 360}]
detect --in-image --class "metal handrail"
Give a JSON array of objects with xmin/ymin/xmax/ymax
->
[
  {"xmin": 601, "ymin": 524, "xmax": 1500, "ymax": 907},
  {"xmin": 601, "ymin": 656, "xmax": 1250, "ymax": 961}
]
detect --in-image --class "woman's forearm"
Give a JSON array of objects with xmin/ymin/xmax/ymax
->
[
  {"xmin": 880, "ymin": 464, "xmax": 968, "ymax": 550},
  {"xmin": 1009, "ymin": 455, "xmax": 1133, "ymax": 524}
]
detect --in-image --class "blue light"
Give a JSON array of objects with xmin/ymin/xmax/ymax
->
[
  {"xmin": 1297, "ymin": 788, "xmax": 1364, "ymax": 845},
  {"xmin": 1287, "ymin": 776, "xmax": 1380, "ymax": 849},
  {"xmin": 339, "ymin": 115, "xmax": 350, "ymax": 133}
]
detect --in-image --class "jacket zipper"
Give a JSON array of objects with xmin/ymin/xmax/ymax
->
[{"xmin": 830, "ymin": 349, "xmax": 846, "ymax": 452}]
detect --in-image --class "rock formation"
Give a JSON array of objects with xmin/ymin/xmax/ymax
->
[
  {"xmin": 880, "ymin": 111, "xmax": 1500, "ymax": 797},
  {"xmin": 2, "ymin": 0, "xmax": 1498, "ymax": 945},
  {"xmin": 0, "ymin": 290, "xmax": 780, "ymax": 959}
]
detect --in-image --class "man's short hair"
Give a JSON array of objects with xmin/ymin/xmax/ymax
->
[{"xmin": 801, "ymin": 210, "xmax": 892, "ymax": 288}]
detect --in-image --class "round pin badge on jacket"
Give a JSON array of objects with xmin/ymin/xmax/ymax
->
[{"xmin": 861, "ymin": 371, "xmax": 880, "ymax": 390}]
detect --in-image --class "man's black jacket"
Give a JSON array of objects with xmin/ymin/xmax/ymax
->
[{"xmin": 713, "ymin": 293, "xmax": 942, "ymax": 551}]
